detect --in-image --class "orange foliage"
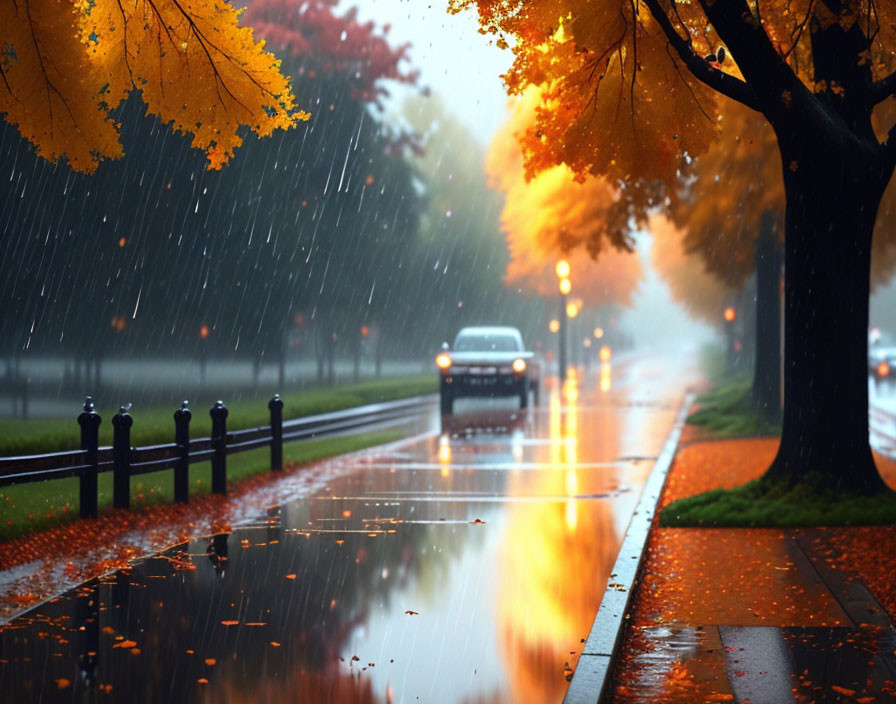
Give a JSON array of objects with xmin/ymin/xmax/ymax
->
[
  {"xmin": 649, "ymin": 216, "xmax": 736, "ymax": 325},
  {"xmin": 673, "ymin": 99, "xmax": 896, "ymax": 287},
  {"xmin": 486, "ymin": 88, "xmax": 643, "ymax": 306},
  {"xmin": 0, "ymin": 0, "xmax": 302, "ymax": 172}
]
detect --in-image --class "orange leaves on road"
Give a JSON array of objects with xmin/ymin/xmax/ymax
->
[{"xmin": 1, "ymin": 0, "xmax": 302, "ymax": 172}]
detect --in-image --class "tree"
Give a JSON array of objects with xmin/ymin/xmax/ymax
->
[
  {"xmin": 485, "ymin": 88, "xmax": 643, "ymax": 309},
  {"xmin": 0, "ymin": 0, "xmax": 302, "ymax": 172},
  {"xmin": 400, "ymin": 93, "xmax": 554, "ymax": 353},
  {"xmin": 454, "ymin": 0, "xmax": 896, "ymax": 497}
]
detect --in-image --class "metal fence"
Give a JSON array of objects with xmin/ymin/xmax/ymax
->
[{"xmin": 0, "ymin": 394, "xmax": 436, "ymax": 518}]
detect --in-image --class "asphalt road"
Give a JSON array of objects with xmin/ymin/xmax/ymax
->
[{"xmin": 0, "ymin": 349, "xmax": 701, "ymax": 703}]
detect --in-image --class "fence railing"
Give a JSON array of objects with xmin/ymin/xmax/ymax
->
[{"xmin": 0, "ymin": 394, "xmax": 437, "ymax": 518}]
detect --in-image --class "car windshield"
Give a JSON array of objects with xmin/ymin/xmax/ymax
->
[{"xmin": 453, "ymin": 333, "xmax": 521, "ymax": 352}]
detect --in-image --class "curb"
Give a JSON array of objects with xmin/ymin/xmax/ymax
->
[{"xmin": 563, "ymin": 391, "xmax": 696, "ymax": 704}]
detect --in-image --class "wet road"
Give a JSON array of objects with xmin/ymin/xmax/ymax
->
[{"xmin": 0, "ymin": 351, "xmax": 700, "ymax": 703}]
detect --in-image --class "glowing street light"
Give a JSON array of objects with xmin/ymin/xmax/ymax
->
[
  {"xmin": 555, "ymin": 260, "xmax": 571, "ymax": 382},
  {"xmin": 556, "ymin": 259, "xmax": 570, "ymax": 279},
  {"xmin": 559, "ymin": 277, "xmax": 572, "ymax": 295},
  {"xmin": 724, "ymin": 307, "xmax": 737, "ymax": 322},
  {"xmin": 566, "ymin": 302, "xmax": 579, "ymax": 318},
  {"xmin": 593, "ymin": 327, "xmax": 604, "ymax": 339},
  {"xmin": 549, "ymin": 319, "xmax": 560, "ymax": 333}
]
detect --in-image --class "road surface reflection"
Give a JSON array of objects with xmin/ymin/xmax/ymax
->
[{"xmin": 0, "ymin": 352, "xmax": 698, "ymax": 703}]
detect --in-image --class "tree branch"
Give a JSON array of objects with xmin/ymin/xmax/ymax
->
[
  {"xmin": 870, "ymin": 70, "xmax": 896, "ymax": 105},
  {"xmin": 641, "ymin": 0, "xmax": 761, "ymax": 111}
]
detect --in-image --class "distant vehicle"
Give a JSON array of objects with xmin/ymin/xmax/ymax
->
[
  {"xmin": 870, "ymin": 328, "xmax": 896, "ymax": 387},
  {"xmin": 435, "ymin": 326, "xmax": 539, "ymax": 415}
]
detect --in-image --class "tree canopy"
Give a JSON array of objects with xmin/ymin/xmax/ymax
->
[
  {"xmin": 486, "ymin": 87, "xmax": 643, "ymax": 307},
  {"xmin": 0, "ymin": 0, "xmax": 303, "ymax": 172}
]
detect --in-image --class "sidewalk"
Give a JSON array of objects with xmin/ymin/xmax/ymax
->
[{"xmin": 607, "ymin": 435, "xmax": 896, "ymax": 703}]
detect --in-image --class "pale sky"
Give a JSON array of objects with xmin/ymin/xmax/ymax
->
[{"xmin": 352, "ymin": 0, "xmax": 512, "ymax": 143}]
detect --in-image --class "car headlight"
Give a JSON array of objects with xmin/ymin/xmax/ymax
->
[
  {"xmin": 436, "ymin": 353, "xmax": 452, "ymax": 371},
  {"xmin": 512, "ymin": 358, "xmax": 526, "ymax": 373}
]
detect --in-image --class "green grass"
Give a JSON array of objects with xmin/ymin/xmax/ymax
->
[
  {"xmin": 686, "ymin": 380, "xmax": 781, "ymax": 438},
  {"xmin": 0, "ymin": 375, "xmax": 435, "ymax": 456},
  {"xmin": 660, "ymin": 477, "xmax": 896, "ymax": 527},
  {"xmin": 0, "ymin": 429, "xmax": 403, "ymax": 541}
]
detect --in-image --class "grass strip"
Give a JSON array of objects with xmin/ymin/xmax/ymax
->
[
  {"xmin": 0, "ymin": 376, "xmax": 435, "ymax": 456},
  {"xmin": 661, "ymin": 478, "xmax": 896, "ymax": 527},
  {"xmin": 686, "ymin": 380, "xmax": 781, "ymax": 438},
  {"xmin": 0, "ymin": 429, "xmax": 403, "ymax": 541}
]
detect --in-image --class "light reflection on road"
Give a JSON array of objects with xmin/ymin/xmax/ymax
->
[{"xmin": 0, "ymin": 351, "xmax": 700, "ymax": 703}]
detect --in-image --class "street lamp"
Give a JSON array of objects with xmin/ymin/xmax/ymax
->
[
  {"xmin": 556, "ymin": 260, "xmax": 570, "ymax": 382},
  {"xmin": 723, "ymin": 306, "xmax": 737, "ymax": 372}
]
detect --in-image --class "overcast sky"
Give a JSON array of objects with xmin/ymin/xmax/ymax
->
[{"xmin": 353, "ymin": 0, "xmax": 512, "ymax": 143}]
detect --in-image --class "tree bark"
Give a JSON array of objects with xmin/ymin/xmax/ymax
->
[
  {"xmin": 751, "ymin": 211, "xmax": 782, "ymax": 420},
  {"xmin": 764, "ymin": 144, "xmax": 889, "ymax": 494}
]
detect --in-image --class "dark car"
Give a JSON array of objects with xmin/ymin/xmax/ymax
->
[{"xmin": 436, "ymin": 326, "xmax": 539, "ymax": 415}]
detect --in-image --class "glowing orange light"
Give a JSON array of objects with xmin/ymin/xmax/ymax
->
[
  {"xmin": 118, "ymin": 237, "xmax": 126, "ymax": 248},
  {"xmin": 724, "ymin": 307, "xmax": 737, "ymax": 322},
  {"xmin": 360, "ymin": 325, "xmax": 370, "ymax": 338},
  {"xmin": 556, "ymin": 260, "xmax": 570, "ymax": 279},
  {"xmin": 436, "ymin": 353, "xmax": 452, "ymax": 370},
  {"xmin": 566, "ymin": 302, "xmax": 579, "ymax": 318},
  {"xmin": 549, "ymin": 319, "xmax": 560, "ymax": 333},
  {"xmin": 594, "ymin": 327, "xmax": 604, "ymax": 339},
  {"xmin": 599, "ymin": 345, "xmax": 612, "ymax": 362},
  {"xmin": 110, "ymin": 316, "xmax": 127, "ymax": 332},
  {"xmin": 879, "ymin": 361, "xmax": 891, "ymax": 378},
  {"xmin": 512, "ymin": 358, "xmax": 527, "ymax": 373},
  {"xmin": 583, "ymin": 339, "xmax": 592, "ymax": 348},
  {"xmin": 342, "ymin": 509, "xmax": 352, "ymax": 518},
  {"xmin": 365, "ymin": 174, "xmax": 375, "ymax": 186},
  {"xmin": 559, "ymin": 277, "xmax": 572, "ymax": 295},
  {"xmin": 199, "ymin": 324, "xmax": 210, "ymax": 339}
]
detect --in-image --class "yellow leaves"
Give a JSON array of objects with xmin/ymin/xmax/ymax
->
[
  {"xmin": 0, "ymin": 1, "xmax": 123, "ymax": 173},
  {"xmin": 485, "ymin": 86, "xmax": 643, "ymax": 305},
  {"xmin": 1, "ymin": 0, "xmax": 300, "ymax": 173}
]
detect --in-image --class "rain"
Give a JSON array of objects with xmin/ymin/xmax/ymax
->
[{"xmin": 3, "ymin": 1, "xmax": 896, "ymax": 703}]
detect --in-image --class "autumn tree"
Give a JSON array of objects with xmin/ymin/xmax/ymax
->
[
  {"xmin": 400, "ymin": 94, "xmax": 553, "ymax": 354},
  {"xmin": 676, "ymin": 98, "xmax": 896, "ymax": 419},
  {"xmin": 455, "ymin": 0, "xmax": 896, "ymax": 501},
  {"xmin": 0, "ymin": 0, "xmax": 302, "ymax": 172},
  {"xmin": 486, "ymin": 88, "xmax": 643, "ymax": 318}
]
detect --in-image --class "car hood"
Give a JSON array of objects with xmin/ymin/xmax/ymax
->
[{"xmin": 446, "ymin": 350, "xmax": 534, "ymax": 365}]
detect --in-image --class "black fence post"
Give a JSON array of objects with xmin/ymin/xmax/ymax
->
[
  {"xmin": 210, "ymin": 401, "xmax": 228, "ymax": 495},
  {"xmin": 78, "ymin": 397, "xmax": 101, "ymax": 519},
  {"xmin": 174, "ymin": 401, "xmax": 191, "ymax": 503},
  {"xmin": 112, "ymin": 406, "xmax": 133, "ymax": 509},
  {"xmin": 269, "ymin": 394, "xmax": 283, "ymax": 472}
]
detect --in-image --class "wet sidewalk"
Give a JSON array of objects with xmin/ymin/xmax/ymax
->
[
  {"xmin": 608, "ymin": 439, "xmax": 896, "ymax": 704},
  {"xmin": 0, "ymin": 352, "xmax": 700, "ymax": 703}
]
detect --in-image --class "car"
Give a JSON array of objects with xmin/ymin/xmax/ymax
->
[
  {"xmin": 870, "ymin": 328, "xmax": 896, "ymax": 387},
  {"xmin": 435, "ymin": 326, "xmax": 539, "ymax": 415}
]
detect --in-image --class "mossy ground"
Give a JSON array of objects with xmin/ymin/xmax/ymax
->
[
  {"xmin": 660, "ymin": 477, "xmax": 896, "ymax": 527},
  {"xmin": 686, "ymin": 381, "xmax": 781, "ymax": 438}
]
